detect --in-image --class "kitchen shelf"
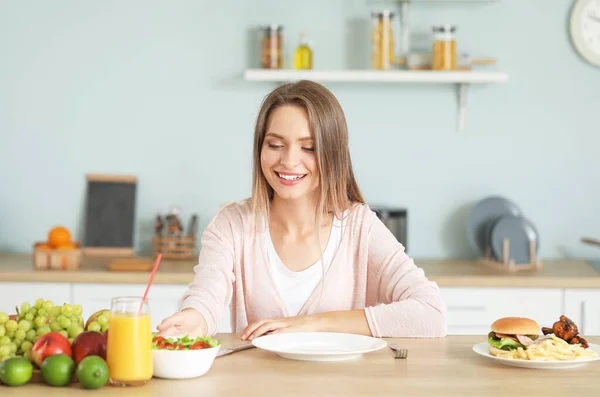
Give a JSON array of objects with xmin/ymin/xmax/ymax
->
[{"xmin": 243, "ymin": 69, "xmax": 509, "ymax": 131}]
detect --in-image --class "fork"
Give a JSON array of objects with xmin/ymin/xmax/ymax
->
[{"xmin": 389, "ymin": 343, "xmax": 408, "ymax": 359}]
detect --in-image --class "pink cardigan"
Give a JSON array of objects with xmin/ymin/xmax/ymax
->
[{"xmin": 180, "ymin": 201, "xmax": 447, "ymax": 338}]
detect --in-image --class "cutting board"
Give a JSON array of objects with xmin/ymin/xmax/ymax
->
[{"xmin": 107, "ymin": 258, "xmax": 154, "ymax": 272}]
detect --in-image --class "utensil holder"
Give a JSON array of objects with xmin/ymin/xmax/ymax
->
[
  {"xmin": 33, "ymin": 242, "xmax": 82, "ymax": 270},
  {"xmin": 153, "ymin": 236, "xmax": 197, "ymax": 260},
  {"xmin": 480, "ymin": 239, "xmax": 542, "ymax": 273}
]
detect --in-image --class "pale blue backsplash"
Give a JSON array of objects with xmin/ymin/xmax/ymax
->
[{"xmin": 0, "ymin": 0, "xmax": 598, "ymax": 259}]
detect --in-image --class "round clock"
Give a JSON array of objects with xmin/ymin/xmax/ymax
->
[{"xmin": 570, "ymin": 0, "xmax": 600, "ymax": 67}]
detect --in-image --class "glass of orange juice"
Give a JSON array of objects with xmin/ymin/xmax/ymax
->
[{"xmin": 106, "ymin": 296, "xmax": 153, "ymax": 386}]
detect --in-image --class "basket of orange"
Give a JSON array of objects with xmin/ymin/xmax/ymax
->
[{"xmin": 33, "ymin": 226, "xmax": 82, "ymax": 270}]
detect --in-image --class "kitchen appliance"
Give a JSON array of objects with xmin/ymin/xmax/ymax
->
[{"xmin": 373, "ymin": 207, "xmax": 408, "ymax": 252}]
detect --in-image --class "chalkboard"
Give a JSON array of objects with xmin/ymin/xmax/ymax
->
[{"xmin": 83, "ymin": 174, "xmax": 137, "ymax": 256}]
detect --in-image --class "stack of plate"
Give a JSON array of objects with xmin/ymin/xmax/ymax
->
[{"xmin": 467, "ymin": 196, "xmax": 539, "ymax": 264}]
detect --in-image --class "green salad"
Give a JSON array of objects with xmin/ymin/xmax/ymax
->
[{"xmin": 151, "ymin": 332, "xmax": 221, "ymax": 350}]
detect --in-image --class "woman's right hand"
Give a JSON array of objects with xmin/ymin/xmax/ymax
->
[{"xmin": 156, "ymin": 307, "xmax": 208, "ymax": 338}]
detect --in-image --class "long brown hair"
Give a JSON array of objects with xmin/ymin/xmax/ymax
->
[{"xmin": 251, "ymin": 80, "xmax": 365, "ymax": 225}]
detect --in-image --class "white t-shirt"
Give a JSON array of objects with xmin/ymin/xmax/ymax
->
[{"xmin": 265, "ymin": 213, "xmax": 346, "ymax": 316}]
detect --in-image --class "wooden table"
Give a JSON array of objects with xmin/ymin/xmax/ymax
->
[{"xmin": 5, "ymin": 334, "xmax": 599, "ymax": 396}]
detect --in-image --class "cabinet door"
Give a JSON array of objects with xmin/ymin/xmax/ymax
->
[
  {"xmin": 564, "ymin": 289, "xmax": 600, "ymax": 336},
  {"xmin": 0, "ymin": 282, "xmax": 72, "ymax": 314},
  {"xmin": 71, "ymin": 284, "xmax": 232, "ymax": 333},
  {"xmin": 440, "ymin": 287, "xmax": 564, "ymax": 335}
]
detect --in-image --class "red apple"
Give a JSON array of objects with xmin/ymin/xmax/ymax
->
[
  {"xmin": 31, "ymin": 332, "xmax": 72, "ymax": 367},
  {"xmin": 72, "ymin": 331, "xmax": 107, "ymax": 366}
]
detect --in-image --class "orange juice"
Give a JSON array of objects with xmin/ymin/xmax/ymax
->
[{"xmin": 106, "ymin": 311, "xmax": 153, "ymax": 385}]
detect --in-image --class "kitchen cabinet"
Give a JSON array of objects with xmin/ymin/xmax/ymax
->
[
  {"xmin": 563, "ymin": 289, "xmax": 600, "ymax": 336},
  {"xmin": 0, "ymin": 282, "xmax": 72, "ymax": 315},
  {"xmin": 439, "ymin": 287, "xmax": 564, "ymax": 335}
]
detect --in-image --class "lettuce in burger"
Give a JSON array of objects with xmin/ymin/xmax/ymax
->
[{"xmin": 488, "ymin": 317, "xmax": 546, "ymax": 356}]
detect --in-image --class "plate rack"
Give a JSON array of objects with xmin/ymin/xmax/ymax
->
[{"xmin": 479, "ymin": 239, "xmax": 542, "ymax": 273}]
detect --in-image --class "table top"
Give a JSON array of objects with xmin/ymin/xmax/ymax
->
[
  {"xmin": 4, "ymin": 334, "xmax": 599, "ymax": 396},
  {"xmin": 1, "ymin": 252, "xmax": 599, "ymax": 288}
]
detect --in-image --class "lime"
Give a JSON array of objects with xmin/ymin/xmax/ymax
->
[
  {"xmin": 76, "ymin": 355, "xmax": 109, "ymax": 389},
  {"xmin": 0, "ymin": 357, "xmax": 33, "ymax": 386},
  {"xmin": 40, "ymin": 354, "xmax": 75, "ymax": 386}
]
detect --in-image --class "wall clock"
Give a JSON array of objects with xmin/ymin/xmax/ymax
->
[{"xmin": 570, "ymin": 0, "xmax": 600, "ymax": 67}]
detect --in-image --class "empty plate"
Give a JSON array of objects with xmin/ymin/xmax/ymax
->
[
  {"xmin": 490, "ymin": 214, "xmax": 539, "ymax": 264},
  {"xmin": 467, "ymin": 196, "xmax": 522, "ymax": 256}
]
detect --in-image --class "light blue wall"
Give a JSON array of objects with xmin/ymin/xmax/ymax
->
[{"xmin": 1, "ymin": 0, "xmax": 598, "ymax": 259}]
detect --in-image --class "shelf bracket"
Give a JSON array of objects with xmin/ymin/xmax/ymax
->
[{"xmin": 457, "ymin": 83, "xmax": 469, "ymax": 132}]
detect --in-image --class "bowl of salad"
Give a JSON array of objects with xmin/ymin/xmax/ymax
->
[{"xmin": 151, "ymin": 333, "xmax": 222, "ymax": 379}]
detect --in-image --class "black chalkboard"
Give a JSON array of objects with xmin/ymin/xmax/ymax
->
[{"xmin": 83, "ymin": 174, "xmax": 137, "ymax": 256}]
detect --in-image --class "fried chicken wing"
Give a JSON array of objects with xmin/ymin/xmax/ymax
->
[
  {"xmin": 553, "ymin": 315, "xmax": 579, "ymax": 341},
  {"xmin": 541, "ymin": 327, "xmax": 553, "ymax": 335},
  {"xmin": 568, "ymin": 336, "xmax": 589, "ymax": 349}
]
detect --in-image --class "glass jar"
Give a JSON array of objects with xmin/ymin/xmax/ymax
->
[
  {"xmin": 371, "ymin": 10, "xmax": 395, "ymax": 70},
  {"xmin": 432, "ymin": 25, "xmax": 457, "ymax": 70},
  {"xmin": 261, "ymin": 24, "xmax": 283, "ymax": 69},
  {"xmin": 106, "ymin": 296, "xmax": 153, "ymax": 386}
]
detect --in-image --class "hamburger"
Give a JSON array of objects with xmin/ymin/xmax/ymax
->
[{"xmin": 488, "ymin": 317, "xmax": 544, "ymax": 356}]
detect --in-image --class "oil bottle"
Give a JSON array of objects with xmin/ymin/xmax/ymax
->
[{"xmin": 294, "ymin": 32, "xmax": 312, "ymax": 70}]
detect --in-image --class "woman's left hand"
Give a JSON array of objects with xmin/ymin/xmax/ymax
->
[{"xmin": 241, "ymin": 314, "xmax": 324, "ymax": 340}]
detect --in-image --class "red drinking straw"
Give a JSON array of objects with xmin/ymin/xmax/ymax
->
[{"xmin": 138, "ymin": 253, "xmax": 162, "ymax": 315}]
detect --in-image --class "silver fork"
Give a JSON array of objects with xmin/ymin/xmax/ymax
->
[{"xmin": 389, "ymin": 343, "xmax": 408, "ymax": 359}]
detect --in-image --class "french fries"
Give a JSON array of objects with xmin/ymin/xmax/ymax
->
[{"xmin": 491, "ymin": 335, "xmax": 598, "ymax": 361}]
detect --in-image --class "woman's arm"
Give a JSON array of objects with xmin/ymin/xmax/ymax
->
[{"xmin": 363, "ymin": 211, "xmax": 447, "ymax": 338}]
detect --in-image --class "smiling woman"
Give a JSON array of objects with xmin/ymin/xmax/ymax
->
[{"xmin": 156, "ymin": 80, "xmax": 447, "ymax": 341}]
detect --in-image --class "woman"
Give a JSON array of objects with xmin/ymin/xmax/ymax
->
[{"xmin": 157, "ymin": 80, "xmax": 447, "ymax": 340}]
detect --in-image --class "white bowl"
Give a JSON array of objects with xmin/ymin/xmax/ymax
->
[{"xmin": 152, "ymin": 344, "xmax": 221, "ymax": 379}]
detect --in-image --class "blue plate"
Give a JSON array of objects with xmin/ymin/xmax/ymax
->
[
  {"xmin": 490, "ymin": 214, "xmax": 539, "ymax": 264},
  {"xmin": 467, "ymin": 196, "xmax": 522, "ymax": 256}
]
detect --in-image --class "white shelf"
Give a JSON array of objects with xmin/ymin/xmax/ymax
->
[{"xmin": 243, "ymin": 69, "xmax": 509, "ymax": 84}]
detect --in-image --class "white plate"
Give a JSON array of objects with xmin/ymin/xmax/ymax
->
[
  {"xmin": 472, "ymin": 342, "xmax": 600, "ymax": 369},
  {"xmin": 252, "ymin": 332, "xmax": 388, "ymax": 362}
]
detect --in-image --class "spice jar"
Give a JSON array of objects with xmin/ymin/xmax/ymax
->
[
  {"xmin": 371, "ymin": 11, "xmax": 395, "ymax": 70},
  {"xmin": 261, "ymin": 24, "xmax": 283, "ymax": 69},
  {"xmin": 432, "ymin": 25, "xmax": 457, "ymax": 70}
]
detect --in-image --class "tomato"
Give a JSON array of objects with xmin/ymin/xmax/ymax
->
[{"xmin": 190, "ymin": 341, "xmax": 210, "ymax": 350}]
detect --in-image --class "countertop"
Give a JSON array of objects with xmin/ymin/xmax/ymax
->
[
  {"xmin": 1, "ymin": 252, "xmax": 600, "ymax": 288},
  {"xmin": 5, "ymin": 333, "xmax": 600, "ymax": 396}
]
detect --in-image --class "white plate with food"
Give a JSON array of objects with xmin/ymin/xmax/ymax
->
[
  {"xmin": 251, "ymin": 332, "xmax": 387, "ymax": 362},
  {"xmin": 473, "ymin": 316, "xmax": 600, "ymax": 370}
]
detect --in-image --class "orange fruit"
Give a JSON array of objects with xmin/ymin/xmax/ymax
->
[
  {"xmin": 48, "ymin": 227, "xmax": 71, "ymax": 248},
  {"xmin": 56, "ymin": 242, "xmax": 77, "ymax": 250}
]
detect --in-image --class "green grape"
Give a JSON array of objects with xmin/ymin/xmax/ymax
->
[
  {"xmin": 24, "ymin": 313, "xmax": 34, "ymax": 322},
  {"xmin": 35, "ymin": 298, "xmax": 44, "ymax": 309},
  {"xmin": 70, "ymin": 315, "xmax": 82, "ymax": 326},
  {"xmin": 6, "ymin": 331, "xmax": 15, "ymax": 339},
  {"xmin": 68, "ymin": 337, "xmax": 74, "ymax": 344},
  {"xmin": 87, "ymin": 321, "xmax": 101, "ymax": 333},
  {"xmin": 50, "ymin": 322, "xmax": 62, "ymax": 332},
  {"xmin": 25, "ymin": 329, "xmax": 36, "ymax": 342},
  {"xmin": 61, "ymin": 304, "xmax": 73, "ymax": 316},
  {"xmin": 57, "ymin": 314, "xmax": 67, "ymax": 323},
  {"xmin": 97, "ymin": 315, "xmax": 109, "ymax": 326},
  {"xmin": 5, "ymin": 320, "xmax": 18, "ymax": 333},
  {"xmin": 34, "ymin": 316, "xmax": 47, "ymax": 327},
  {"xmin": 21, "ymin": 302, "xmax": 31, "ymax": 313},
  {"xmin": 59, "ymin": 330, "xmax": 69, "ymax": 339},
  {"xmin": 18, "ymin": 320, "xmax": 31, "ymax": 332},
  {"xmin": 36, "ymin": 325, "xmax": 51, "ymax": 336},
  {"xmin": 67, "ymin": 325, "xmax": 84, "ymax": 339},
  {"xmin": 43, "ymin": 300, "xmax": 54, "ymax": 311},
  {"xmin": 29, "ymin": 307, "xmax": 38, "ymax": 317},
  {"xmin": 59, "ymin": 317, "xmax": 71, "ymax": 329},
  {"xmin": 0, "ymin": 336, "xmax": 10, "ymax": 346},
  {"xmin": 101, "ymin": 323, "xmax": 109, "ymax": 333},
  {"xmin": 51, "ymin": 306, "xmax": 62, "ymax": 316},
  {"xmin": 0, "ymin": 325, "xmax": 5, "ymax": 337},
  {"xmin": 37, "ymin": 309, "xmax": 48, "ymax": 318},
  {"xmin": 73, "ymin": 304, "xmax": 83, "ymax": 317},
  {"xmin": 8, "ymin": 343, "xmax": 17, "ymax": 354},
  {"xmin": 21, "ymin": 341, "xmax": 33, "ymax": 353},
  {"xmin": 0, "ymin": 312, "xmax": 8, "ymax": 324},
  {"xmin": 13, "ymin": 339, "xmax": 23, "ymax": 348},
  {"xmin": 0, "ymin": 345, "xmax": 10, "ymax": 357},
  {"xmin": 23, "ymin": 350, "xmax": 32, "ymax": 361},
  {"xmin": 17, "ymin": 314, "xmax": 24, "ymax": 322},
  {"xmin": 15, "ymin": 329, "xmax": 26, "ymax": 341}
]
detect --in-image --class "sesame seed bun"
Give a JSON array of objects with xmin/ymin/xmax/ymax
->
[{"xmin": 491, "ymin": 317, "xmax": 540, "ymax": 335}]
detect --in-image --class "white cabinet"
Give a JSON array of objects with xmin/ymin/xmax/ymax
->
[
  {"xmin": 440, "ymin": 287, "xmax": 564, "ymax": 335},
  {"xmin": 564, "ymin": 289, "xmax": 600, "ymax": 336},
  {"xmin": 0, "ymin": 282, "xmax": 71, "ymax": 315},
  {"xmin": 71, "ymin": 283, "xmax": 232, "ymax": 333}
]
